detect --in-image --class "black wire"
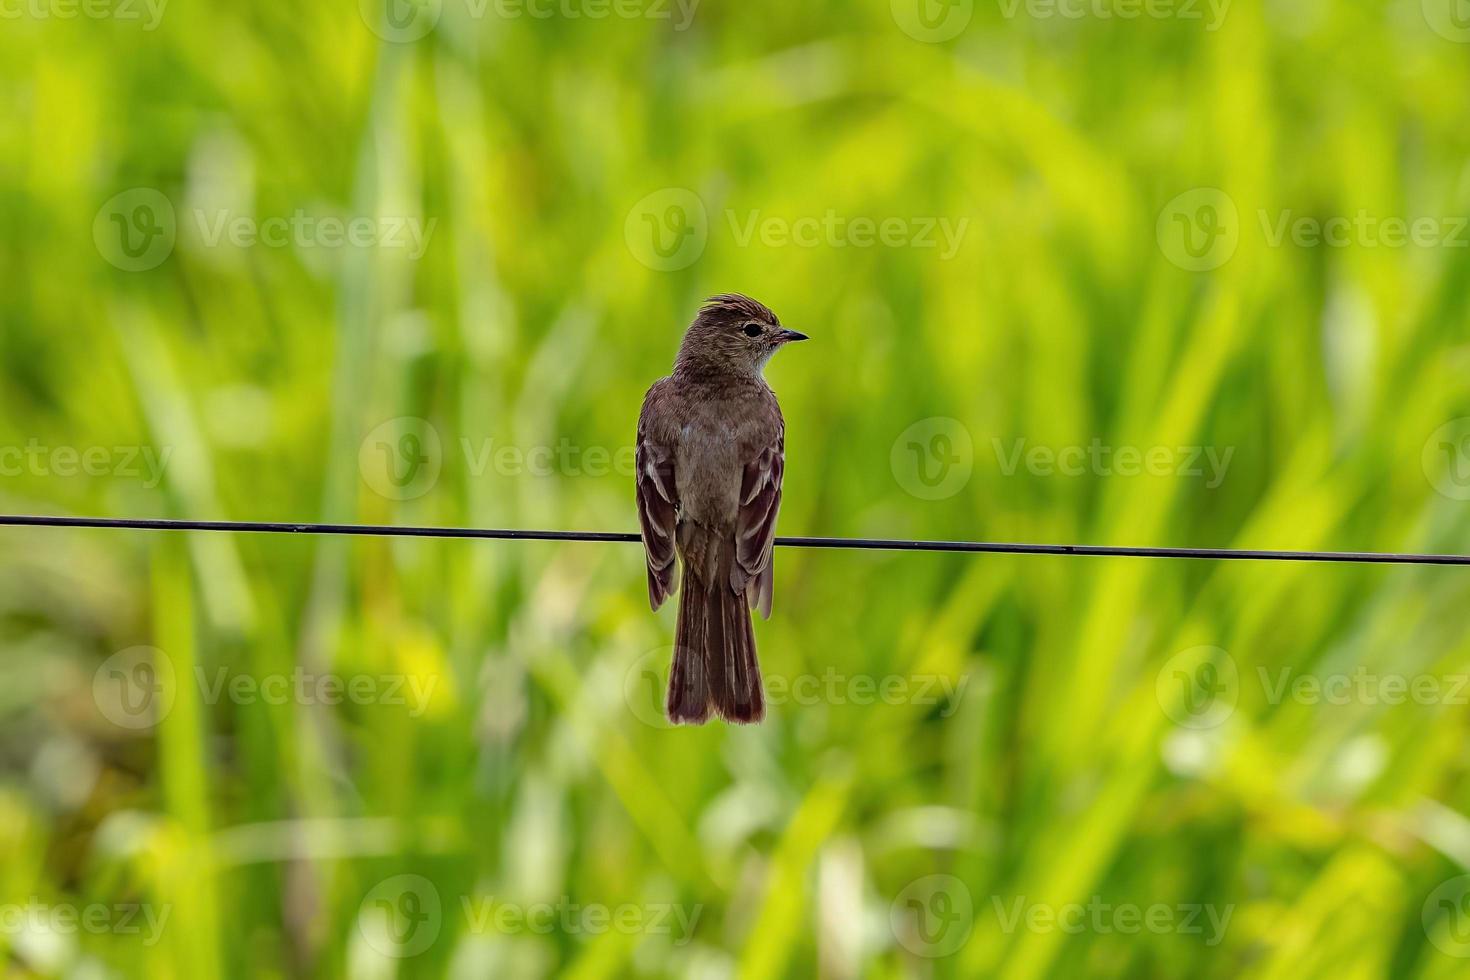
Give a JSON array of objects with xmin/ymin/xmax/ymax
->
[{"xmin": 0, "ymin": 514, "xmax": 1466, "ymax": 565}]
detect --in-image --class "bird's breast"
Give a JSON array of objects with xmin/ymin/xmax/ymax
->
[{"xmin": 673, "ymin": 417, "xmax": 743, "ymax": 529}]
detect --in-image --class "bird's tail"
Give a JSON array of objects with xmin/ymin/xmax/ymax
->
[{"xmin": 669, "ymin": 533, "xmax": 764, "ymax": 725}]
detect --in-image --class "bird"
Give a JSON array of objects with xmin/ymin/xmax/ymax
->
[{"xmin": 636, "ymin": 294, "xmax": 807, "ymax": 724}]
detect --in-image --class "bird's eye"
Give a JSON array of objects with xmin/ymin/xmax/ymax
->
[{"xmin": 743, "ymin": 323, "xmax": 763, "ymax": 337}]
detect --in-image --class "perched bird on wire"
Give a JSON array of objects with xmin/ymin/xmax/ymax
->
[{"xmin": 636, "ymin": 294, "xmax": 807, "ymax": 724}]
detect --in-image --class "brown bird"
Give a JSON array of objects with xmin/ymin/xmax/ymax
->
[{"xmin": 636, "ymin": 294, "xmax": 807, "ymax": 724}]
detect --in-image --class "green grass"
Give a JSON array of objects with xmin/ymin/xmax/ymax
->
[{"xmin": 2, "ymin": 1, "xmax": 1470, "ymax": 977}]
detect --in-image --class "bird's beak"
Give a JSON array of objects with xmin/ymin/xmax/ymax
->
[{"xmin": 778, "ymin": 329, "xmax": 809, "ymax": 343}]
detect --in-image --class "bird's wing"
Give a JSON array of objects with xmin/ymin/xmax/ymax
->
[
  {"xmin": 735, "ymin": 423, "xmax": 784, "ymax": 619},
  {"xmin": 636, "ymin": 398, "xmax": 679, "ymax": 611}
]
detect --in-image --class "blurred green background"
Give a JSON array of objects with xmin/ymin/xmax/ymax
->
[{"xmin": 3, "ymin": 0, "xmax": 1470, "ymax": 976}]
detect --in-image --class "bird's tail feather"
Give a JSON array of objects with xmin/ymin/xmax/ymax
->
[
  {"xmin": 669, "ymin": 537, "xmax": 763, "ymax": 725},
  {"xmin": 668, "ymin": 574, "xmax": 710, "ymax": 724}
]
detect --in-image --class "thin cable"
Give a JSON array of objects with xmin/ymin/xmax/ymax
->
[{"xmin": 0, "ymin": 514, "xmax": 1466, "ymax": 565}]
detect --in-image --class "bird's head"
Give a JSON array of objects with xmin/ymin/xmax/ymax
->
[{"xmin": 676, "ymin": 293, "xmax": 808, "ymax": 376}]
